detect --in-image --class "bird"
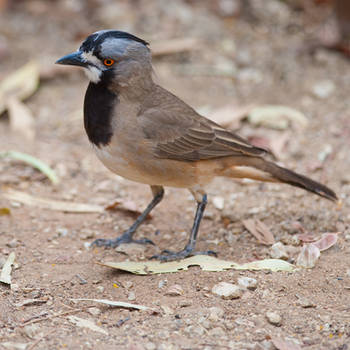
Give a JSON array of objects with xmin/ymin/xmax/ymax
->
[{"xmin": 56, "ymin": 30, "xmax": 337, "ymax": 261}]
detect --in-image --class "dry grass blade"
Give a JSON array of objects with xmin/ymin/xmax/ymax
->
[
  {"xmin": 1, "ymin": 188, "xmax": 104, "ymax": 213},
  {"xmin": 243, "ymin": 219, "xmax": 275, "ymax": 245},
  {"xmin": 0, "ymin": 252, "xmax": 15, "ymax": 285},
  {"xmin": 0, "ymin": 61, "xmax": 39, "ymax": 115},
  {"xmin": 72, "ymin": 298, "xmax": 150, "ymax": 311},
  {"xmin": 0, "ymin": 150, "xmax": 59, "ymax": 185},
  {"xmin": 7, "ymin": 97, "xmax": 35, "ymax": 140}
]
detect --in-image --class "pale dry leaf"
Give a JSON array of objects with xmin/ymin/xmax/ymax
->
[
  {"xmin": 1, "ymin": 188, "xmax": 103, "ymax": 213},
  {"xmin": 297, "ymin": 233, "xmax": 319, "ymax": 243},
  {"xmin": 67, "ymin": 316, "xmax": 108, "ymax": 335},
  {"xmin": 7, "ymin": 98, "xmax": 35, "ymax": 140},
  {"xmin": 71, "ymin": 298, "xmax": 150, "ymax": 311},
  {"xmin": 248, "ymin": 105, "xmax": 308, "ymax": 130},
  {"xmin": 271, "ymin": 336, "xmax": 302, "ymax": 350},
  {"xmin": 0, "ymin": 252, "xmax": 15, "ymax": 285},
  {"xmin": 0, "ymin": 61, "xmax": 39, "ymax": 115},
  {"xmin": 313, "ymin": 233, "xmax": 339, "ymax": 251},
  {"xmin": 296, "ymin": 244, "xmax": 320, "ymax": 268},
  {"xmin": 243, "ymin": 219, "xmax": 275, "ymax": 245},
  {"xmin": 100, "ymin": 255, "xmax": 294, "ymax": 275}
]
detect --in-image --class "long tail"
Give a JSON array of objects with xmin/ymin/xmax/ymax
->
[{"xmin": 224, "ymin": 157, "xmax": 337, "ymax": 201}]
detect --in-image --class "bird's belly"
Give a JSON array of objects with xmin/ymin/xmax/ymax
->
[{"xmin": 94, "ymin": 145, "xmax": 204, "ymax": 187}]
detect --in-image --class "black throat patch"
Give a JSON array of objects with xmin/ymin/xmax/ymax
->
[{"xmin": 83, "ymin": 80, "xmax": 117, "ymax": 148}]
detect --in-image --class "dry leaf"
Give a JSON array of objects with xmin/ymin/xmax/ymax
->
[
  {"xmin": 243, "ymin": 219, "xmax": 275, "ymax": 245},
  {"xmin": 271, "ymin": 336, "xmax": 302, "ymax": 350},
  {"xmin": 105, "ymin": 200, "xmax": 151, "ymax": 218},
  {"xmin": 0, "ymin": 207, "xmax": 10, "ymax": 215},
  {"xmin": 247, "ymin": 105, "xmax": 308, "ymax": 130},
  {"xmin": 0, "ymin": 61, "xmax": 39, "ymax": 115},
  {"xmin": 67, "ymin": 316, "xmax": 108, "ymax": 335},
  {"xmin": 0, "ymin": 252, "xmax": 15, "ymax": 285},
  {"xmin": 7, "ymin": 98, "xmax": 35, "ymax": 140},
  {"xmin": 296, "ymin": 244, "xmax": 320, "ymax": 268},
  {"xmin": 313, "ymin": 233, "xmax": 339, "ymax": 251},
  {"xmin": 1, "ymin": 188, "xmax": 103, "ymax": 213},
  {"xmin": 71, "ymin": 298, "xmax": 150, "ymax": 311},
  {"xmin": 100, "ymin": 255, "xmax": 295, "ymax": 275},
  {"xmin": 297, "ymin": 233, "xmax": 319, "ymax": 243}
]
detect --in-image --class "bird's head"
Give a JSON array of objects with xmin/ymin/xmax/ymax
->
[{"xmin": 56, "ymin": 30, "xmax": 151, "ymax": 85}]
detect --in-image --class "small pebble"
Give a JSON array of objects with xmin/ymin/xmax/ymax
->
[
  {"xmin": 160, "ymin": 305, "xmax": 174, "ymax": 315},
  {"xmin": 158, "ymin": 279, "xmax": 167, "ymax": 289},
  {"xmin": 57, "ymin": 228, "xmax": 68, "ymax": 237},
  {"xmin": 87, "ymin": 307, "xmax": 101, "ymax": 316},
  {"xmin": 124, "ymin": 281, "xmax": 133, "ymax": 289},
  {"xmin": 128, "ymin": 291, "xmax": 136, "ymax": 301},
  {"xmin": 96, "ymin": 286, "xmax": 104, "ymax": 293},
  {"xmin": 208, "ymin": 306, "xmax": 224, "ymax": 322},
  {"xmin": 11, "ymin": 284, "xmax": 20, "ymax": 292},
  {"xmin": 212, "ymin": 282, "xmax": 243, "ymax": 299},
  {"xmin": 145, "ymin": 343, "xmax": 156, "ymax": 350},
  {"xmin": 208, "ymin": 326, "xmax": 226, "ymax": 337},
  {"xmin": 296, "ymin": 295, "xmax": 315, "ymax": 308},
  {"xmin": 185, "ymin": 325, "xmax": 204, "ymax": 336},
  {"xmin": 23, "ymin": 324, "xmax": 39, "ymax": 339},
  {"xmin": 311, "ymin": 80, "xmax": 335, "ymax": 99},
  {"xmin": 178, "ymin": 300, "xmax": 192, "ymax": 307},
  {"xmin": 270, "ymin": 242, "xmax": 288, "ymax": 260},
  {"xmin": 237, "ymin": 277, "xmax": 258, "ymax": 290},
  {"xmin": 266, "ymin": 311, "xmax": 282, "ymax": 326},
  {"xmin": 164, "ymin": 284, "xmax": 183, "ymax": 296},
  {"xmin": 212, "ymin": 196, "xmax": 225, "ymax": 210},
  {"xmin": 6, "ymin": 239, "xmax": 19, "ymax": 248}
]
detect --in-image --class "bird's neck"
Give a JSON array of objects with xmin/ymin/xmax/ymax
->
[{"xmin": 83, "ymin": 80, "xmax": 116, "ymax": 148}]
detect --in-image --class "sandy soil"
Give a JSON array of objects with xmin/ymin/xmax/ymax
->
[{"xmin": 0, "ymin": 1, "xmax": 349, "ymax": 349}]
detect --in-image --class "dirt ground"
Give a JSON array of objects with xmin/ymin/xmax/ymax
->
[{"xmin": 0, "ymin": 1, "xmax": 349, "ymax": 349}]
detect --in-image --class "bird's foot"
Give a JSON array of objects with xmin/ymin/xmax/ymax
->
[
  {"xmin": 91, "ymin": 232, "xmax": 154, "ymax": 248},
  {"xmin": 151, "ymin": 247, "xmax": 217, "ymax": 262}
]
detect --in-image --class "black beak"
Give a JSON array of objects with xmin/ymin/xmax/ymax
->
[{"xmin": 55, "ymin": 51, "xmax": 86, "ymax": 67}]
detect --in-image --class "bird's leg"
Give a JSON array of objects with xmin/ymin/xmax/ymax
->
[
  {"xmin": 92, "ymin": 185, "xmax": 164, "ymax": 248},
  {"xmin": 152, "ymin": 192, "xmax": 216, "ymax": 261}
]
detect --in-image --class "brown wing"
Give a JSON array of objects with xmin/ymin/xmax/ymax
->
[{"xmin": 138, "ymin": 86, "xmax": 267, "ymax": 162}]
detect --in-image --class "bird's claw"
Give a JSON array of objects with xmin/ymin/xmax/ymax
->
[
  {"xmin": 151, "ymin": 248, "xmax": 217, "ymax": 262},
  {"xmin": 91, "ymin": 233, "xmax": 154, "ymax": 248}
]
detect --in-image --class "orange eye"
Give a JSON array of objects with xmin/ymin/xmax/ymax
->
[{"xmin": 103, "ymin": 58, "xmax": 115, "ymax": 66}]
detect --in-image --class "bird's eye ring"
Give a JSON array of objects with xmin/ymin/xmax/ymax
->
[{"xmin": 103, "ymin": 58, "xmax": 115, "ymax": 66}]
